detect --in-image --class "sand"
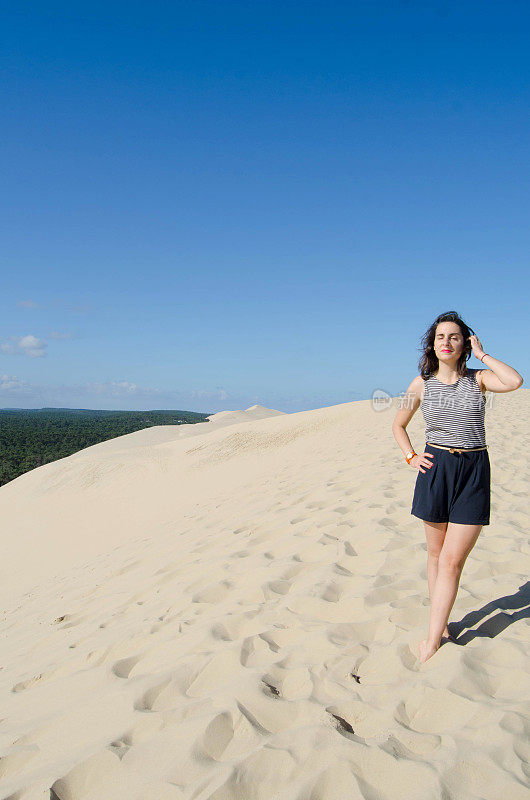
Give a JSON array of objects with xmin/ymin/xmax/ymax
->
[{"xmin": 0, "ymin": 392, "xmax": 528, "ymax": 800}]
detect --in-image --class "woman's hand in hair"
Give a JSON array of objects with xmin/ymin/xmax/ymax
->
[
  {"xmin": 410, "ymin": 452, "xmax": 433, "ymax": 473},
  {"xmin": 468, "ymin": 334, "xmax": 485, "ymax": 360}
]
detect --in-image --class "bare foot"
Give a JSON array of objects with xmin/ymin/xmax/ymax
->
[{"xmin": 418, "ymin": 639, "xmax": 439, "ymax": 664}]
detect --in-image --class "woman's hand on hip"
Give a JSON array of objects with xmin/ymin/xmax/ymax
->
[{"xmin": 411, "ymin": 452, "xmax": 433, "ymax": 473}]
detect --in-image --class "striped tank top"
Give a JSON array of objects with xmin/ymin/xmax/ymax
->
[{"xmin": 421, "ymin": 367, "xmax": 486, "ymax": 448}]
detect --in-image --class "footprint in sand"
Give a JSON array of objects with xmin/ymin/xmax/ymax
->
[
  {"xmin": 210, "ymin": 610, "xmax": 262, "ymax": 641},
  {"xmin": 262, "ymin": 580, "xmax": 292, "ymax": 598},
  {"xmin": 239, "ymin": 634, "xmax": 278, "ymax": 667},
  {"xmin": 307, "ymin": 763, "xmax": 365, "ymax": 799},
  {"xmin": 51, "ymin": 749, "xmax": 186, "ymax": 800},
  {"xmin": 279, "ymin": 563, "xmax": 308, "ymax": 580},
  {"xmin": 261, "ymin": 662, "xmax": 313, "ymax": 700},
  {"xmin": 258, "ymin": 626, "xmax": 305, "ymax": 653},
  {"xmin": 292, "ymin": 542, "xmax": 331, "ymax": 563},
  {"xmin": 395, "ymin": 686, "xmax": 477, "ymax": 733},
  {"xmin": 326, "ymin": 700, "xmax": 396, "ymax": 741},
  {"xmin": 290, "ymin": 515, "xmax": 310, "ymax": 525},
  {"xmin": 199, "ymin": 710, "xmax": 262, "ymax": 761},
  {"xmin": 331, "ymin": 505, "xmax": 350, "ymax": 515},
  {"xmin": 11, "ymin": 648, "xmax": 104, "ymax": 692},
  {"xmin": 111, "ymin": 655, "xmax": 145, "ymax": 679},
  {"xmin": 134, "ymin": 676, "xmax": 184, "ymax": 713},
  {"xmin": 134, "ymin": 651, "xmax": 243, "ymax": 711},
  {"xmin": 316, "ymin": 582, "xmax": 346, "ymax": 602},
  {"xmin": 191, "ymin": 580, "xmax": 233, "ymax": 604},
  {"xmin": 12, "ymin": 673, "xmax": 46, "ymax": 692},
  {"xmin": 51, "ymin": 612, "xmax": 87, "ymax": 629},
  {"xmin": 0, "ymin": 743, "xmax": 39, "ymax": 778}
]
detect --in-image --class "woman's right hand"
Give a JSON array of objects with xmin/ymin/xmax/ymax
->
[{"xmin": 410, "ymin": 452, "xmax": 434, "ymax": 473}]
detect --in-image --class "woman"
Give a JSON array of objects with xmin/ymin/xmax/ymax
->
[{"xmin": 392, "ymin": 311, "xmax": 523, "ymax": 665}]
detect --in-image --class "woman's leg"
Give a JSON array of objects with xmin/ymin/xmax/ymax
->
[
  {"xmin": 424, "ymin": 520, "xmax": 448, "ymax": 600},
  {"xmin": 424, "ymin": 520, "xmax": 450, "ymax": 636},
  {"xmin": 419, "ymin": 522, "xmax": 483, "ymax": 663}
]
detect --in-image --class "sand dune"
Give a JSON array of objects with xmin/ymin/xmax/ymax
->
[
  {"xmin": 51, "ymin": 404, "xmax": 287, "ymax": 455},
  {"xmin": 0, "ymin": 391, "xmax": 529, "ymax": 799}
]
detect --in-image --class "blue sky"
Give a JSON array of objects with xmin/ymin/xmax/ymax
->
[{"xmin": 1, "ymin": 1, "xmax": 528, "ymax": 413}]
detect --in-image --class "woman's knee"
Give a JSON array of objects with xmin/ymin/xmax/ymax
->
[
  {"xmin": 427, "ymin": 549, "xmax": 442, "ymax": 562},
  {"xmin": 438, "ymin": 553, "xmax": 466, "ymax": 573},
  {"xmin": 438, "ymin": 522, "xmax": 482, "ymax": 571},
  {"xmin": 439, "ymin": 540, "xmax": 480, "ymax": 572}
]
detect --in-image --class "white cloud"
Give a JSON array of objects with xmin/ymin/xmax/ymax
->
[
  {"xmin": 0, "ymin": 335, "xmax": 47, "ymax": 358},
  {"xmin": 0, "ymin": 376, "xmax": 233, "ymax": 410},
  {"xmin": 0, "ymin": 373, "xmax": 30, "ymax": 391},
  {"xmin": 112, "ymin": 381, "xmax": 139, "ymax": 393},
  {"xmin": 85, "ymin": 381, "xmax": 150, "ymax": 396},
  {"xmin": 189, "ymin": 388, "xmax": 229, "ymax": 401}
]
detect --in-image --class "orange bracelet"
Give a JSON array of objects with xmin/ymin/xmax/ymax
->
[{"xmin": 405, "ymin": 452, "xmax": 417, "ymax": 464}]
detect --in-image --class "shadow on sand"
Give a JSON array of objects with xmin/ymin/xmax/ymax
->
[{"xmin": 448, "ymin": 581, "xmax": 530, "ymax": 645}]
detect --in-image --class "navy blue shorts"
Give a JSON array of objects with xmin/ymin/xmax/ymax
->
[{"xmin": 411, "ymin": 443, "xmax": 491, "ymax": 526}]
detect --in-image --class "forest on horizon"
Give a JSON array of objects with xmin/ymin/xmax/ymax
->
[{"xmin": 0, "ymin": 408, "xmax": 212, "ymax": 487}]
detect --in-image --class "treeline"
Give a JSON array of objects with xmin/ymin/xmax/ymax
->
[{"xmin": 0, "ymin": 408, "xmax": 212, "ymax": 487}]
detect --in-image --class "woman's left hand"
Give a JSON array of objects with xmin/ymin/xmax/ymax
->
[{"xmin": 468, "ymin": 334, "xmax": 485, "ymax": 360}]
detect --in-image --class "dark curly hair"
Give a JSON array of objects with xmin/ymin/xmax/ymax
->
[{"xmin": 418, "ymin": 311, "xmax": 476, "ymax": 379}]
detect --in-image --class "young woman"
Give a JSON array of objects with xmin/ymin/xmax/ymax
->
[{"xmin": 392, "ymin": 311, "xmax": 523, "ymax": 665}]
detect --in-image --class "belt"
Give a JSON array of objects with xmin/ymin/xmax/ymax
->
[{"xmin": 427, "ymin": 442, "xmax": 488, "ymax": 454}]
